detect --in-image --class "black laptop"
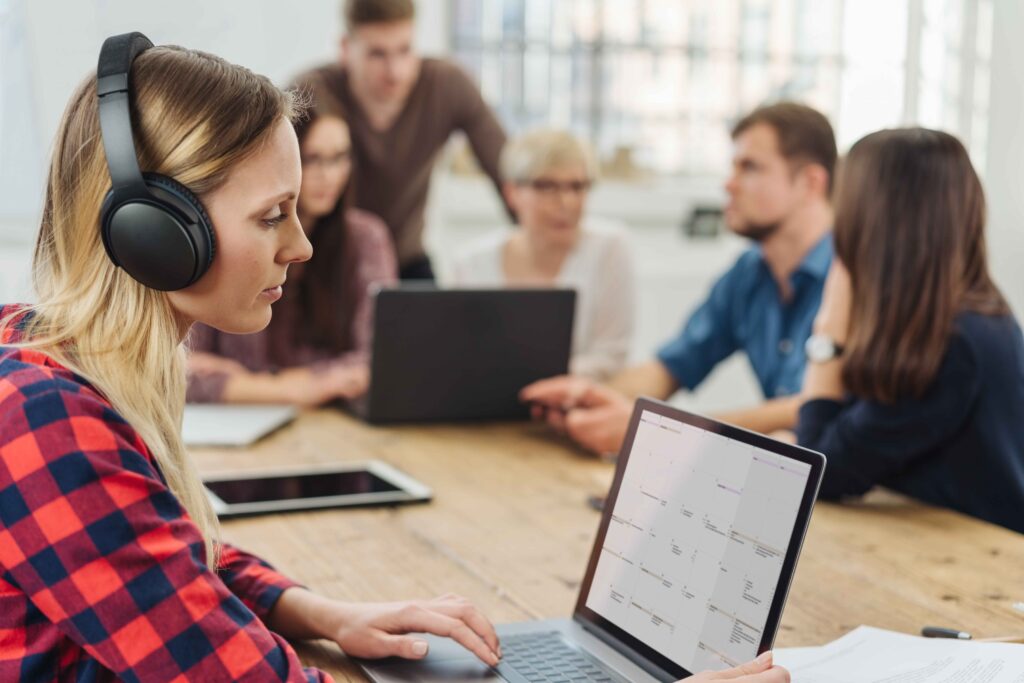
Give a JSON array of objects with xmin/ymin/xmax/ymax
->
[{"xmin": 349, "ymin": 286, "xmax": 575, "ymax": 423}]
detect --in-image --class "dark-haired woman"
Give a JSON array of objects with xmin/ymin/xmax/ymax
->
[
  {"xmin": 187, "ymin": 110, "xmax": 396, "ymax": 406},
  {"xmin": 796, "ymin": 128, "xmax": 1024, "ymax": 534}
]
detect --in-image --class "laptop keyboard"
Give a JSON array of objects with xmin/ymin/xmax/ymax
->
[{"xmin": 494, "ymin": 631, "xmax": 630, "ymax": 683}]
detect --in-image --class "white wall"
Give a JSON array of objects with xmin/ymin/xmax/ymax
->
[{"xmin": 985, "ymin": 0, "xmax": 1024, "ymax": 316}]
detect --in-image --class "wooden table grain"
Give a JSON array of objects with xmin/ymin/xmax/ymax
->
[{"xmin": 190, "ymin": 410, "xmax": 1024, "ymax": 680}]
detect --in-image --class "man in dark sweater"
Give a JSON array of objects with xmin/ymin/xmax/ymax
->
[{"xmin": 294, "ymin": 0, "xmax": 508, "ymax": 280}]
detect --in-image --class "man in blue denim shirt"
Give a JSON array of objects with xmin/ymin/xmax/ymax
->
[
  {"xmin": 656, "ymin": 233, "xmax": 832, "ymax": 400},
  {"xmin": 522, "ymin": 103, "xmax": 836, "ymax": 455}
]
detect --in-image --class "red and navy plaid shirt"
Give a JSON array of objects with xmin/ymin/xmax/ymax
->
[{"xmin": 0, "ymin": 306, "xmax": 331, "ymax": 682}]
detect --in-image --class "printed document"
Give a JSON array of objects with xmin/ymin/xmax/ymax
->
[{"xmin": 776, "ymin": 626, "xmax": 1024, "ymax": 682}]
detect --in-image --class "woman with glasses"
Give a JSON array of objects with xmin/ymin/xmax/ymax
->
[
  {"xmin": 187, "ymin": 108, "xmax": 396, "ymax": 406},
  {"xmin": 450, "ymin": 129, "xmax": 636, "ymax": 380}
]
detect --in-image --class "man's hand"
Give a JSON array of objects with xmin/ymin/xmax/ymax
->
[{"xmin": 520, "ymin": 376, "xmax": 633, "ymax": 456}]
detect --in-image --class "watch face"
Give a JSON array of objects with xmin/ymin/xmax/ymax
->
[{"xmin": 805, "ymin": 335, "xmax": 836, "ymax": 362}]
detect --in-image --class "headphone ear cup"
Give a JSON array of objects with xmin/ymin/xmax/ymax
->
[
  {"xmin": 100, "ymin": 174, "xmax": 216, "ymax": 291},
  {"xmin": 143, "ymin": 173, "xmax": 217, "ymax": 272}
]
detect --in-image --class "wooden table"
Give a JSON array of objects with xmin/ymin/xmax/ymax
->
[{"xmin": 190, "ymin": 411, "xmax": 1024, "ymax": 680}]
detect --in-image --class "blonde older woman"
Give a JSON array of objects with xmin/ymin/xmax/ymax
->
[{"xmin": 450, "ymin": 129, "xmax": 635, "ymax": 380}]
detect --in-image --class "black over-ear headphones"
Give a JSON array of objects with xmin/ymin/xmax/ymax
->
[{"xmin": 97, "ymin": 32, "xmax": 215, "ymax": 291}]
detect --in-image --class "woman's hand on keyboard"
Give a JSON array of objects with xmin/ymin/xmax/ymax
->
[{"xmin": 329, "ymin": 593, "xmax": 502, "ymax": 666}]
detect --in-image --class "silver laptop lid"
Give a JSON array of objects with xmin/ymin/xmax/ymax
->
[{"xmin": 572, "ymin": 398, "xmax": 826, "ymax": 679}]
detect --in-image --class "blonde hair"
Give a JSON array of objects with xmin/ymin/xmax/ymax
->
[
  {"xmin": 2, "ymin": 45, "xmax": 302, "ymax": 568},
  {"xmin": 499, "ymin": 129, "xmax": 598, "ymax": 183}
]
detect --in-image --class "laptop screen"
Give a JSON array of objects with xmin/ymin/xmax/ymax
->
[{"xmin": 583, "ymin": 408, "xmax": 813, "ymax": 673}]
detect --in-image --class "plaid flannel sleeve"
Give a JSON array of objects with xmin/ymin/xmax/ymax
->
[
  {"xmin": 217, "ymin": 543, "xmax": 302, "ymax": 623},
  {"xmin": 0, "ymin": 368, "xmax": 331, "ymax": 682}
]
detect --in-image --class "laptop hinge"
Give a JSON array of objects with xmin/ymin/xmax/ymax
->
[{"xmin": 573, "ymin": 614, "xmax": 680, "ymax": 683}]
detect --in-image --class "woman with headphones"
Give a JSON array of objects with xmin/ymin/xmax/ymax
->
[
  {"xmin": 186, "ymin": 104, "xmax": 397, "ymax": 408},
  {"xmin": 0, "ymin": 33, "xmax": 788, "ymax": 682},
  {"xmin": 0, "ymin": 33, "xmax": 497, "ymax": 681}
]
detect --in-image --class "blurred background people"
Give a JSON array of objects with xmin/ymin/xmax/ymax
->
[{"xmin": 451, "ymin": 129, "xmax": 635, "ymax": 380}]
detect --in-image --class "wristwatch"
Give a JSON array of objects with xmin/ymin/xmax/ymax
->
[{"xmin": 805, "ymin": 333, "xmax": 845, "ymax": 363}]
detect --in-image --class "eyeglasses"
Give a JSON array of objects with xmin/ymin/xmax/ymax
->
[
  {"xmin": 301, "ymin": 151, "xmax": 351, "ymax": 171},
  {"xmin": 520, "ymin": 178, "xmax": 593, "ymax": 196}
]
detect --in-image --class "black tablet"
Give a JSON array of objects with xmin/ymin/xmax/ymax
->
[{"xmin": 203, "ymin": 461, "xmax": 432, "ymax": 518}]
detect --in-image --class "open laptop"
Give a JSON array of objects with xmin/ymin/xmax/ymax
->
[
  {"xmin": 349, "ymin": 287, "xmax": 575, "ymax": 423},
  {"xmin": 181, "ymin": 404, "xmax": 296, "ymax": 447},
  {"xmin": 359, "ymin": 397, "xmax": 826, "ymax": 682}
]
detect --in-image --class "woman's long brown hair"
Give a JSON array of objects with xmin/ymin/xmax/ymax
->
[
  {"xmin": 835, "ymin": 128, "xmax": 1008, "ymax": 404},
  {"xmin": 267, "ymin": 109, "xmax": 360, "ymax": 365}
]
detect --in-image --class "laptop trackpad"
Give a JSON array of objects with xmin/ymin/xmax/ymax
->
[{"xmin": 361, "ymin": 636, "xmax": 501, "ymax": 682}]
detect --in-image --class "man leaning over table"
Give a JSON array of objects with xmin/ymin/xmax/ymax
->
[{"xmin": 293, "ymin": 0, "xmax": 509, "ymax": 282}]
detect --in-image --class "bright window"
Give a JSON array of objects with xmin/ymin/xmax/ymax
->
[{"xmin": 452, "ymin": 0, "xmax": 994, "ymax": 175}]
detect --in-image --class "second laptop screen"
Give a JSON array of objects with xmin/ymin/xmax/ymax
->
[{"xmin": 585, "ymin": 409, "xmax": 811, "ymax": 672}]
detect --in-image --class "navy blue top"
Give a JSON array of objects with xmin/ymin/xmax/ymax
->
[
  {"xmin": 657, "ymin": 235, "xmax": 832, "ymax": 398},
  {"xmin": 797, "ymin": 311, "xmax": 1024, "ymax": 534}
]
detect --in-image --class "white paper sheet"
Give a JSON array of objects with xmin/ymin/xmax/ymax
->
[
  {"xmin": 775, "ymin": 626, "xmax": 1024, "ymax": 682},
  {"xmin": 182, "ymin": 404, "xmax": 296, "ymax": 447}
]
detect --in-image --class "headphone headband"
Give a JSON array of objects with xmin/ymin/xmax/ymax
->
[
  {"xmin": 97, "ymin": 32, "xmax": 153, "ymax": 190},
  {"xmin": 95, "ymin": 31, "xmax": 217, "ymax": 291}
]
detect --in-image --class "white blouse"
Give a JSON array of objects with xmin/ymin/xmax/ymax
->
[{"xmin": 449, "ymin": 221, "xmax": 636, "ymax": 380}]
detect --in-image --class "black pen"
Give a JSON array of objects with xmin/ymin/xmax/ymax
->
[{"xmin": 921, "ymin": 626, "xmax": 972, "ymax": 640}]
